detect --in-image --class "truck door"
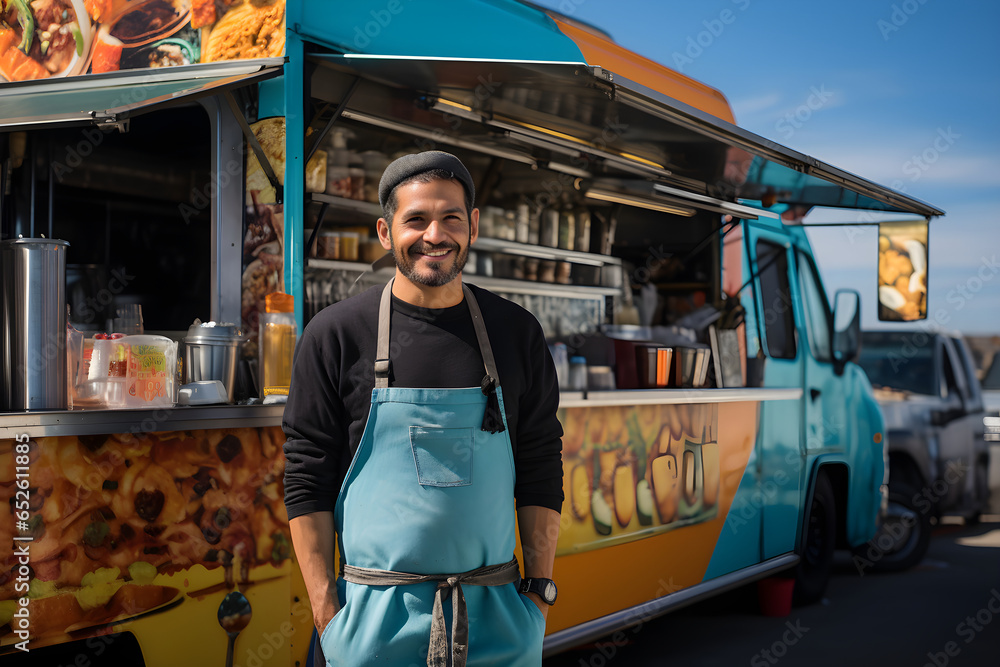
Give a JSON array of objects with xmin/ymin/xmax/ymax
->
[
  {"xmin": 745, "ymin": 223, "xmax": 804, "ymax": 558},
  {"xmin": 790, "ymin": 248, "xmax": 850, "ymax": 461},
  {"xmin": 934, "ymin": 338, "xmax": 978, "ymax": 511}
]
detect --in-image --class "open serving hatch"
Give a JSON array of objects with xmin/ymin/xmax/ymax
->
[
  {"xmin": 0, "ymin": 58, "xmax": 283, "ymax": 132},
  {"xmin": 305, "ymin": 53, "xmax": 943, "ymax": 220}
]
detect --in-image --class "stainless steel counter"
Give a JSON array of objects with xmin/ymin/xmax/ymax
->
[
  {"xmin": 0, "ymin": 389, "xmax": 801, "ymax": 438},
  {"xmin": 0, "ymin": 404, "xmax": 284, "ymax": 438},
  {"xmin": 559, "ymin": 387, "xmax": 803, "ymax": 408}
]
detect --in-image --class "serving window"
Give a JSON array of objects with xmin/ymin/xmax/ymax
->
[{"xmin": 1, "ymin": 105, "xmax": 212, "ymax": 333}]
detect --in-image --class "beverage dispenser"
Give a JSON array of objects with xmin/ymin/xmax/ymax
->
[{"xmin": 1, "ymin": 237, "xmax": 69, "ymax": 411}]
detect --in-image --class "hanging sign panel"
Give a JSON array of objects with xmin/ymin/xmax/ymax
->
[
  {"xmin": 877, "ymin": 220, "xmax": 929, "ymax": 321},
  {"xmin": 0, "ymin": 0, "xmax": 285, "ymax": 83}
]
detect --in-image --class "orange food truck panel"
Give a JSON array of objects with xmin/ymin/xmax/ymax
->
[{"xmin": 0, "ymin": 428, "xmax": 306, "ymax": 665}]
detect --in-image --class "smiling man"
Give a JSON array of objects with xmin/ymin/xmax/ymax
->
[{"xmin": 283, "ymin": 151, "xmax": 564, "ymax": 667}]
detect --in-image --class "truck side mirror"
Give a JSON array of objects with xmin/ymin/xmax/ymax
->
[{"xmin": 832, "ymin": 289, "xmax": 861, "ymax": 375}]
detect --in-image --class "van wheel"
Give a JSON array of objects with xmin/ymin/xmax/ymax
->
[
  {"xmin": 855, "ymin": 482, "xmax": 930, "ymax": 572},
  {"xmin": 793, "ymin": 472, "xmax": 835, "ymax": 605}
]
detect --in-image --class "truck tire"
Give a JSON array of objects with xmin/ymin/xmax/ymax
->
[
  {"xmin": 793, "ymin": 472, "xmax": 836, "ymax": 605},
  {"xmin": 856, "ymin": 482, "xmax": 931, "ymax": 572}
]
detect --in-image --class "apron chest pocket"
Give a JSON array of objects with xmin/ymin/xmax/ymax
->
[{"xmin": 409, "ymin": 426, "xmax": 474, "ymax": 487}]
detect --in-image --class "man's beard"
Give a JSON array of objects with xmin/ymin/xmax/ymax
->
[{"xmin": 390, "ymin": 235, "xmax": 470, "ymax": 288}]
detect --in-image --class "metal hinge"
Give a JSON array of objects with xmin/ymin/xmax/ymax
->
[{"xmin": 91, "ymin": 111, "xmax": 130, "ymax": 133}]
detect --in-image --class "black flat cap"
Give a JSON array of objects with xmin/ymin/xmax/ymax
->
[{"xmin": 378, "ymin": 151, "xmax": 475, "ymax": 211}]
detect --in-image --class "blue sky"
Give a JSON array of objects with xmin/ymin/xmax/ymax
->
[{"xmin": 531, "ymin": 0, "xmax": 1000, "ymax": 334}]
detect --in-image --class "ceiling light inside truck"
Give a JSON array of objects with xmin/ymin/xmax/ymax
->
[
  {"xmin": 585, "ymin": 188, "xmax": 696, "ymax": 216},
  {"xmin": 429, "ymin": 97, "xmax": 670, "ymax": 180}
]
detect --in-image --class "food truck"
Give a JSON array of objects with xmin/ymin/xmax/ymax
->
[{"xmin": 0, "ymin": 1, "xmax": 944, "ymax": 665}]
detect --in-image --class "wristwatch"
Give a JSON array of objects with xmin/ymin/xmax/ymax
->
[{"xmin": 519, "ymin": 577, "xmax": 558, "ymax": 605}]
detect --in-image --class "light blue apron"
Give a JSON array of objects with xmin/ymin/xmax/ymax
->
[{"xmin": 319, "ymin": 280, "xmax": 546, "ymax": 666}]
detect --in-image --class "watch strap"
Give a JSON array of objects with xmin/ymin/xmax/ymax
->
[{"xmin": 519, "ymin": 577, "xmax": 557, "ymax": 605}]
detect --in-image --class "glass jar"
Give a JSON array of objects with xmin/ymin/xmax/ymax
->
[
  {"xmin": 260, "ymin": 293, "xmax": 297, "ymax": 400},
  {"xmin": 318, "ymin": 230, "xmax": 340, "ymax": 259},
  {"xmin": 339, "ymin": 232, "xmax": 360, "ymax": 261}
]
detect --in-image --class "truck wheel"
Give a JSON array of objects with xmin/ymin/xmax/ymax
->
[
  {"xmin": 857, "ymin": 482, "xmax": 930, "ymax": 572},
  {"xmin": 793, "ymin": 472, "xmax": 835, "ymax": 605}
]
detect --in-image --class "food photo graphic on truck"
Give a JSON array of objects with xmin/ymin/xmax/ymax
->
[{"xmin": 0, "ymin": 1, "xmax": 958, "ymax": 666}]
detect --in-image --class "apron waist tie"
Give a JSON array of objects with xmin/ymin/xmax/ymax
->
[{"xmin": 341, "ymin": 557, "xmax": 520, "ymax": 667}]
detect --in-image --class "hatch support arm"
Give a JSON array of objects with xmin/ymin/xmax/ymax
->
[
  {"xmin": 224, "ymin": 90, "xmax": 283, "ymax": 203},
  {"xmin": 305, "ymin": 75, "xmax": 362, "ymax": 165}
]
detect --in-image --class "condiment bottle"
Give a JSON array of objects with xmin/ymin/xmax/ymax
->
[
  {"xmin": 260, "ymin": 292, "xmax": 297, "ymax": 400},
  {"xmin": 569, "ymin": 356, "xmax": 588, "ymax": 391},
  {"xmin": 348, "ymin": 152, "xmax": 365, "ymax": 201},
  {"xmin": 574, "ymin": 206, "xmax": 591, "ymax": 253},
  {"xmin": 558, "ymin": 203, "xmax": 576, "ymax": 250}
]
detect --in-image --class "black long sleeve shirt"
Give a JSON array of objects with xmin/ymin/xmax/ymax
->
[{"xmin": 282, "ymin": 283, "xmax": 563, "ymax": 520}]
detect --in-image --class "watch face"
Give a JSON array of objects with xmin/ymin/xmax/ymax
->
[{"xmin": 543, "ymin": 581, "xmax": 557, "ymax": 603}]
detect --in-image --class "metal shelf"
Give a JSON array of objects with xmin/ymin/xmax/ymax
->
[
  {"xmin": 307, "ymin": 194, "xmax": 621, "ymax": 269},
  {"xmin": 305, "ymin": 260, "xmax": 618, "ymax": 299},
  {"xmin": 473, "ymin": 237, "xmax": 620, "ymax": 267},
  {"xmin": 0, "ymin": 404, "xmax": 284, "ymax": 438},
  {"xmin": 309, "ymin": 193, "xmax": 383, "ymax": 217},
  {"xmin": 468, "ymin": 276, "xmax": 618, "ymax": 299},
  {"xmin": 307, "ymin": 258, "xmax": 386, "ymax": 273}
]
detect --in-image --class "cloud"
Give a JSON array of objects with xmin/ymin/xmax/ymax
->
[
  {"xmin": 731, "ymin": 92, "xmax": 782, "ymax": 118},
  {"xmin": 789, "ymin": 143, "xmax": 1000, "ymax": 189}
]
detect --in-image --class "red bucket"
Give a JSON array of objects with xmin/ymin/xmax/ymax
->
[{"xmin": 757, "ymin": 577, "xmax": 795, "ymax": 617}]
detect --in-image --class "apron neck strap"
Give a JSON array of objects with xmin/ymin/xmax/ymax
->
[{"xmin": 374, "ymin": 278, "xmax": 501, "ymax": 389}]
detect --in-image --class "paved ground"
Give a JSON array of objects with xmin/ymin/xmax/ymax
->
[{"xmin": 544, "ymin": 516, "xmax": 1000, "ymax": 667}]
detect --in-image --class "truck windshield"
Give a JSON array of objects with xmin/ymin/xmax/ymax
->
[{"xmin": 857, "ymin": 340, "xmax": 935, "ymax": 395}]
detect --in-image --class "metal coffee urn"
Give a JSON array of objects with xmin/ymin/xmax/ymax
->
[{"xmin": 1, "ymin": 237, "xmax": 70, "ymax": 411}]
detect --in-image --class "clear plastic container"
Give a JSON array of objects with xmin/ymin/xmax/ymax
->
[
  {"xmin": 122, "ymin": 335, "xmax": 178, "ymax": 408},
  {"xmin": 325, "ymin": 130, "xmax": 352, "ymax": 198},
  {"xmin": 87, "ymin": 335, "xmax": 130, "ymax": 408},
  {"xmin": 260, "ymin": 293, "xmax": 297, "ymax": 399},
  {"xmin": 569, "ymin": 356, "xmax": 588, "ymax": 391}
]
